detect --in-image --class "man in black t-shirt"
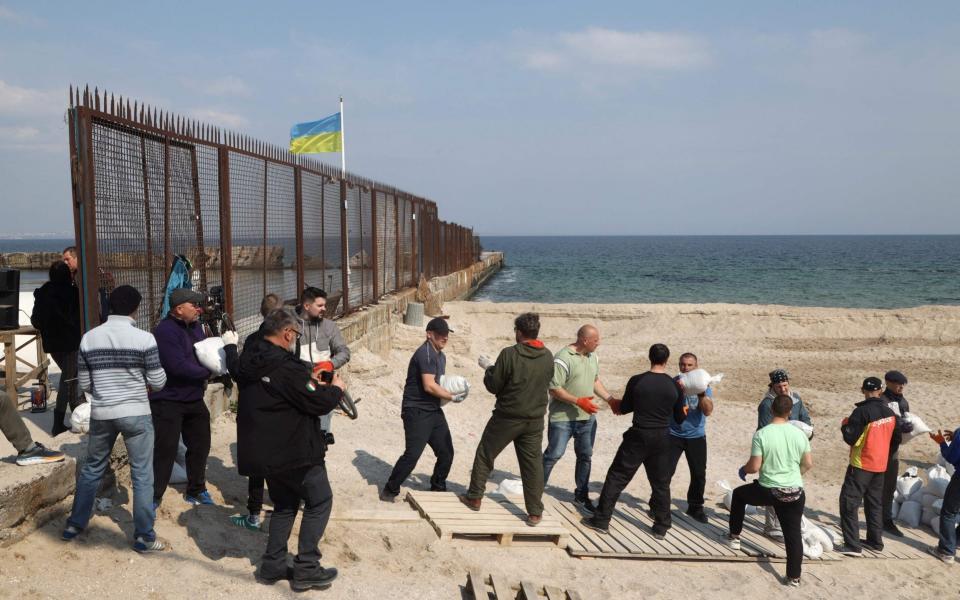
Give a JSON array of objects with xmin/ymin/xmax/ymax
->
[
  {"xmin": 582, "ymin": 343, "xmax": 686, "ymax": 539},
  {"xmin": 381, "ymin": 318, "xmax": 458, "ymax": 502}
]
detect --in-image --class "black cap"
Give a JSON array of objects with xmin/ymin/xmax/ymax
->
[
  {"xmin": 426, "ymin": 317, "xmax": 452, "ymax": 335},
  {"xmin": 108, "ymin": 285, "xmax": 141, "ymax": 316},
  {"xmin": 769, "ymin": 368, "xmax": 789, "ymax": 384},
  {"xmin": 884, "ymin": 370, "xmax": 908, "ymax": 385},
  {"xmin": 170, "ymin": 288, "xmax": 204, "ymax": 309},
  {"xmin": 862, "ymin": 377, "xmax": 883, "ymax": 392}
]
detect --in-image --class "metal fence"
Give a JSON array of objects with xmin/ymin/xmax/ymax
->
[{"xmin": 67, "ymin": 86, "xmax": 479, "ymax": 337}]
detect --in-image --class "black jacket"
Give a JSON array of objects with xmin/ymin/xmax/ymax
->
[
  {"xmin": 620, "ymin": 371, "xmax": 687, "ymax": 429},
  {"xmin": 30, "ymin": 281, "xmax": 80, "ymax": 353},
  {"xmin": 232, "ymin": 335, "xmax": 341, "ymax": 477}
]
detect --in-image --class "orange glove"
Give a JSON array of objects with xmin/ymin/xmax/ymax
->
[
  {"xmin": 575, "ymin": 397, "xmax": 598, "ymax": 414},
  {"xmin": 841, "ymin": 417, "xmax": 849, "ymax": 426},
  {"xmin": 608, "ymin": 399, "xmax": 622, "ymax": 415},
  {"xmin": 931, "ymin": 430, "xmax": 948, "ymax": 445},
  {"xmin": 313, "ymin": 360, "xmax": 335, "ymax": 375}
]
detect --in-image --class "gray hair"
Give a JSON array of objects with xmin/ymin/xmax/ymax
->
[{"xmin": 261, "ymin": 307, "xmax": 299, "ymax": 336}]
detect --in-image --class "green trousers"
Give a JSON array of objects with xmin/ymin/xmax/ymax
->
[
  {"xmin": 0, "ymin": 391, "xmax": 33, "ymax": 453},
  {"xmin": 467, "ymin": 414, "xmax": 545, "ymax": 516}
]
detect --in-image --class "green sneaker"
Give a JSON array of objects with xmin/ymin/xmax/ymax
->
[{"xmin": 230, "ymin": 514, "xmax": 261, "ymax": 531}]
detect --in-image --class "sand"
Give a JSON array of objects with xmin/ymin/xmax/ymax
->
[{"xmin": 2, "ymin": 300, "xmax": 960, "ymax": 599}]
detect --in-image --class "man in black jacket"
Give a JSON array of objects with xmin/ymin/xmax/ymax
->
[
  {"xmin": 233, "ymin": 308, "xmax": 344, "ymax": 591},
  {"xmin": 880, "ymin": 370, "xmax": 912, "ymax": 537},
  {"xmin": 582, "ymin": 343, "xmax": 686, "ymax": 539}
]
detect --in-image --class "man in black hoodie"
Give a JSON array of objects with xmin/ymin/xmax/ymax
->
[
  {"xmin": 233, "ymin": 308, "xmax": 343, "ymax": 591},
  {"xmin": 880, "ymin": 370, "xmax": 912, "ymax": 537},
  {"xmin": 582, "ymin": 343, "xmax": 686, "ymax": 539},
  {"xmin": 461, "ymin": 312, "xmax": 554, "ymax": 525}
]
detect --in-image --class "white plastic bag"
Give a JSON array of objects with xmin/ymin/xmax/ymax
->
[
  {"xmin": 439, "ymin": 375, "xmax": 470, "ymax": 402},
  {"xmin": 802, "ymin": 534, "xmax": 824, "ymax": 559},
  {"xmin": 930, "ymin": 515, "xmax": 940, "ymax": 532},
  {"xmin": 676, "ymin": 369, "xmax": 724, "ymax": 396},
  {"xmin": 788, "ymin": 420, "xmax": 814, "ymax": 439},
  {"xmin": 897, "ymin": 475, "xmax": 923, "ymax": 498},
  {"xmin": 194, "ymin": 337, "xmax": 228, "ymax": 376},
  {"xmin": 933, "ymin": 498, "xmax": 943, "ymax": 515},
  {"xmin": 901, "ymin": 412, "xmax": 932, "ymax": 442},
  {"xmin": 801, "ymin": 517, "xmax": 834, "ymax": 554},
  {"xmin": 70, "ymin": 401, "xmax": 91, "ymax": 434},
  {"xmin": 922, "ymin": 506, "xmax": 938, "ymax": 527},
  {"xmin": 921, "ymin": 493, "xmax": 938, "ymax": 508},
  {"xmin": 938, "ymin": 453, "xmax": 956, "ymax": 476},
  {"xmin": 495, "ymin": 478, "xmax": 524, "ymax": 495},
  {"xmin": 927, "ymin": 465, "xmax": 951, "ymax": 498},
  {"xmin": 897, "ymin": 500, "xmax": 922, "ymax": 528},
  {"xmin": 717, "ymin": 480, "xmax": 756, "ymax": 514}
]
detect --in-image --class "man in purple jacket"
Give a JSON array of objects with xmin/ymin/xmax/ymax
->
[{"xmin": 150, "ymin": 289, "xmax": 214, "ymax": 507}]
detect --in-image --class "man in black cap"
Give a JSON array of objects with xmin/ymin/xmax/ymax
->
[
  {"xmin": 381, "ymin": 317, "xmax": 459, "ymax": 502},
  {"xmin": 150, "ymin": 288, "xmax": 214, "ymax": 507},
  {"xmin": 881, "ymin": 370, "xmax": 912, "ymax": 537},
  {"xmin": 837, "ymin": 377, "xmax": 902, "ymax": 556}
]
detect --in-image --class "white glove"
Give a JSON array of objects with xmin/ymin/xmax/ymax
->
[
  {"xmin": 451, "ymin": 392, "xmax": 467, "ymax": 403},
  {"xmin": 478, "ymin": 355, "xmax": 493, "ymax": 370},
  {"xmin": 221, "ymin": 330, "xmax": 239, "ymax": 346}
]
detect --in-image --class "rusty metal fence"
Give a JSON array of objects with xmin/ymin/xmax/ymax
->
[{"xmin": 67, "ymin": 86, "xmax": 479, "ymax": 337}]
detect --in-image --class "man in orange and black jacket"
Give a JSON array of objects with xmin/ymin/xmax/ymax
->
[{"xmin": 837, "ymin": 377, "xmax": 902, "ymax": 556}]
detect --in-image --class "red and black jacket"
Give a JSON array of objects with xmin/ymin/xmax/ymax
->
[{"xmin": 841, "ymin": 397, "xmax": 902, "ymax": 473}]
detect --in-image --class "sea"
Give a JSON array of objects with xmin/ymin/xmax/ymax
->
[{"xmin": 4, "ymin": 235, "xmax": 960, "ymax": 309}]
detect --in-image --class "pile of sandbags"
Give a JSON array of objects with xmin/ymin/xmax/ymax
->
[{"xmin": 893, "ymin": 462, "xmax": 952, "ymax": 532}]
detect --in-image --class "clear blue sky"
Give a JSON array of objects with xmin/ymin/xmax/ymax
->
[{"xmin": 1, "ymin": 1, "xmax": 958, "ymax": 235}]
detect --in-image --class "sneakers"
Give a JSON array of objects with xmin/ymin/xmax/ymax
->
[
  {"xmin": 257, "ymin": 566, "xmax": 293, "ymax": 585},
  {"xmin": 580, "ymin": 516, "xmax": 609, "ymax": 535},
  {"xmin": 290, "ymin": 567, "xmax": 339, "ymax": 592},
  {"xmin": 651, "ymin": 525, "xmax": 669, "ymax": 540},
  {"xmin": 230, "ymin": 514, "xmax": 261, "ymax": 531},
  {"xmin": 929, "ymin": 546, "xmax": 956, "ymax": 564},
  {"xmin": 185, "ymin": 490, "xmax": 215, "ymax": 506},
  {"xmin": 133, "ymin": 537, "xmax": 166, "ymax": 553},
  {"xmin": 379, "ymin": 489, "xmax": 400, "ymax": 504},
  {"xmin": 458, "ymin": 495, "xmax": 482, "ymax": 511},
  {"xmin": 526, "ymin": 514, "xmax": 542, "ymax": 527},
  {"xmin": 786, "ymin": 577, "xmax": 801, "ymax": 587},
  {"xmin": 860, "ymin": 539, "xmax": 884, "ymax": 553},
  {"xmin": 573, "ymin": 496, "xmax": 597, "ymax": 516},
  {"xmin": 728, "ymin": 534, "xmax": 742, "ymax": 551},
  {"xmin": 61, "ymin": 525, "xmax": 81, "ymax": 541},
  {"xmin": 16, "ymin": 442, "xmax": 65, "ymax": 466},
  {"xmin": 837, "ymin": 544, "xmax": 863, "ymax": 557},
  {"xmin": 884, "ymin": 521, "xmax": 905, "ymax": 538},
  {"xmin": 687, "ymin": 506, "xmax": 709, "ymax": 524}
]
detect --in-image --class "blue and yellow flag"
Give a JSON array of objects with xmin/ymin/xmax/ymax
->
[{"xmin": 290, "ymin": 113, "xmax": 342, "ymax": 154}]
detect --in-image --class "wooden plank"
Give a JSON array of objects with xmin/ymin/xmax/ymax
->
[
  {"xmin": 670, "ymin": 509, "xmax": 740, "ymax": 557},
  {"xmin": 617, "ymin": 506, "xmax": 693, "ymax": 556},
  {"xmin": 544, "ymin": 586, "xmax": 566, "ymax": 600},
  {"xmin": 519, "ymin": 581, "xmax": 540, "ymax": 600},
  {"xmin": 490, "ymin": 575, "xmax": 514, "ymax": 600},
  {"xmin": 549, "ymin": 500, "xmax": 629, "ymax": 555},
  {"xmin": 467, "ymin": 571, "xmax": 488, "ymax": 600},
  {"xmin": 565, "ymin": 591, "xmax": 585, "ymax": 600}
]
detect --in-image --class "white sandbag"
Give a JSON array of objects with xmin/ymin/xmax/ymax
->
[
  {"xmin": 495, "ymin": 478, "xmax": 524, "ymax": 495},
  {"xmin": 901, "ymin": 412, "xmax": 932, "ymax": 442},
  {"xmin": 938, "ymin": 453, "xmax": 956, "ymax": 476},
  {"xmin": 676, "ymin": 369, "xmax": 723, "ymax": 396},
  {"xmin": 890, "ymin": 500, "xmax": 899, "ymax": 520},
  {"xmin": 933, "ymin": 498, "xmax": 943, "ymax": 515},
  {"xmin": 717, "ymin": 480, "xmax": 757, "ymax": 514},
  {"xmin": 927, "ymin": 465, "xmax": 951, "ymax": 498},
  {"xmin": 922, "ymin": 493, "xmax": 938, "ymax": 508},
  {"xmin": 70, "ymin": 401, "xmax": 91, "ymax": 434},
  {"xmin": 439, "ymin": 374, "xmax": 470, "ymax": 402},
  {"xmin": 788, "ymin": 420, "xmax": 814, "ymax": 439},
  {"xmin": 802, "ymin": 534, "xmax": 824, "ymax": 559},
  {"xmin": 804, "ymin": 520, "xmax": 834, "ymax": 554},
  {"xmin": 897, "ymin": 476, "xmax": 922, "ymax": 498},
  {"xmin": 922, "ymin": 506, "xmax": 937, "ymax": 527},
  {"xmin": 930, "ymin": 515, "xmax": 940, "ymax": 532},
  {"xmin": 893, "ymin": 490, "xmax": 904, "ymax": 504},
  {"xmin": 194, "ymin": 337, "xmax": 228, "ymax": 376},
  {"xmin": 824, "ymin": 527, "xmax": 844, "ymax": 548},
  {"xmin": 897, "ymin": 500, "xmax": 922, "ymax": 528}
]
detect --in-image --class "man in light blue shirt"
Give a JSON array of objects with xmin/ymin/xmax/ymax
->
[{"xmin": 664, "ymin": 352, "xmax": 713, "ymax": 523}]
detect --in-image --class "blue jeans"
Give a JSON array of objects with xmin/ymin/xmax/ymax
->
[
  {"xmin": 938, "ymin": 471, "xmax": 960, "ymax": 555},
  {"xmin": 67, "ymin": 415, "xmax": 157, "ymax": 542},
  {"xmin": 542, "ymin": 417, "xmax": 597, "ymax": 499}
]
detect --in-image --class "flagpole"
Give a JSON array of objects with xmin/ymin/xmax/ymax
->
[{"xmin": 340, "ymin": 96, "xmax": 345, "ymax": 177}]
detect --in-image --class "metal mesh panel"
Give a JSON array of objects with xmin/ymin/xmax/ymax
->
[
  {"xmin": 360, "ymin": 187, "xmax": 374, "ymax": 303},
  {"xmin": 381, "ymin": 193, "xmax": 397, "ymax": 294},
  {"xmin": 228, "ymin": 151, "xmax": 265, "ymax": 338},
  {"xmin": 302, "ymin": 171, "xmax": 324, "ymax": 299},
  {"xmin": 265, "ymin": 162, "xmax": 297, "ymax": 309},
  {"xmin": 346, "ymin": 186, "xmax": 363, "ymax": 308},
  {"xmin": 400, "ymin": 198, "xmax": 413, "ymax": 287},
  {"xmin": 416, "ymin": 203, "xmax": 424, "ymax": 278},
  {"xmin": 196, "ymin": 144, "xmax": 221, "ymax": 293},
  {"xmin": 322, "ymin": 178, "xmax": 343, "ymax": 315}
]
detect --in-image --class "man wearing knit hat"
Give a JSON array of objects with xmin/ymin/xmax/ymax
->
[
  {"xmin": 757, "ymin": 368, "xmax": 813, "ymax": 537},
  {"xmin": 881, "ymin": 370, "xmax": 912, "ymax": 537}
]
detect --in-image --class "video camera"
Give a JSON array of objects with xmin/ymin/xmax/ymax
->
[{"xmin": 199, "ymin": 285, "xmax": 234, "ymax": 336}]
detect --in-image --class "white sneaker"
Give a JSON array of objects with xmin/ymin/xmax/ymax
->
[{"xmin": 728, "ymin": 535, "xmax": 742, "ymax": 550}]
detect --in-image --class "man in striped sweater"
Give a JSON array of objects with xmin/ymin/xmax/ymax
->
[{"xmin": 62, "ymin": 285, "xmax": 168, "ymax": 553}]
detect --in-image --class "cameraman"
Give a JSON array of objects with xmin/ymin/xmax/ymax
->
[
  {"xmin": 295, "ymin": 287, "xmax": 351, "ymax": 443},
  {"xmin": 151, "ymin": 289, "xmax": 215, "ymax": 507}
]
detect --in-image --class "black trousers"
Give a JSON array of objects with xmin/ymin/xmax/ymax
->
[
  {"xmin": 595, "ymin": 427, "xmax": 673, "ymax": 531},
  {"xmin": 384, "ymin": 408, "xmax": 454, "ymax": 495},
  {"xmin": 262, "ymin": 464, "xmax": 333, "ymax": 581},
  {"xmin": 666, "ymin": 435, "xmax": 707, "ymax": 510},
  {"xmin": 730, "ymin": 481, "xmax": 805, "ymax": 580},
  {"xmin": 151, "ymin": 399, "xmax": 211, "ymax": 502},
  {"xmin": 248, "ymin": 476, "xmax": 265, "ymax": 514},
  {"xmin": 51, "ymin": 351, "xmax": 80, "ymax": 414},
  {"xmin": 840, "ymin": 465, "xmax": 885, "ymax": 549},
  {"xmin": 882, "ymin": 456, "xmax": 899, "ymax": 524}
]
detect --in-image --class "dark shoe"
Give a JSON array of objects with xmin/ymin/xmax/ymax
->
[
  {"xmin": 16, "ymin": 442, "xmax": 66, "ymax": 466},
  {"xmin": 459, "ymin": 495, "xmax": 481, "ymax": 511},
  {"xmin": 573, "ymin": 496, "xmax": 596, "ymax": 516},
  {"xmin": 687, "ymin": 506, "xmax": 709, "ymax": 524},
  {"xmin": 651, "ymin": 525, "xmax": 669, "ymax": 540},
  {"xmin": 861, "ymin": 539, "xmax": 884, "ymax": 552},
  {"xmin": 379, "ymin": 488, "xmax": 400, "ymax": 504},
  {"xmin": 133, "ymin": 537, "xmax": 166, "ymax": 553},
  {"xmin": 884, "ymin": 521, "xmax": 905, "ymax": 537},
  {"xmin": 526, "ymin": 514, "xmax": 542, "ymax": 527},
  {"xmin": 290, "ymin": 567, "xmax": 339, "ymax": 592},
  {"xmin": 324, "ymin": 432, "xmax": 335, "ymax": 446},
  {"xmin": 257, "ymin": 566, "xmax": 293, "ymax": 585},
  {"xmin": 786, "ymin": 577, "xmax": 801, "ymax": 587},
  {"xmin": 62, "ymin": 525, "xmax": 81, "ymax": 541},
  {"xmin": 429, "ymin": 485, "xmax": 447, "ymax": 492},
  {"xmin": 580, "ymin": 516, "xmax": 609, "ymax": 535},
  {"xmin": 837, "ymin": 544, "xmax": 863, "ymax": 557}
]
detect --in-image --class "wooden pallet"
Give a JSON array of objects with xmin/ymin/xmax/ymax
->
[
  {"xmin": 405, "ymin": 491, "xmax": 569, "ymax": 547},
  {"xmin": 466, "ymin": 572, "xmax": 583, "ymax": 600},
  {"xmin": 813, "ymin": 518, "xmax": 933, "ymax": 560}
]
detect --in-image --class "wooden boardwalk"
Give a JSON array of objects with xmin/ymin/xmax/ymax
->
[{"xmin": 406, "ymin": 491, "xmax": 569, "ymax": 547}]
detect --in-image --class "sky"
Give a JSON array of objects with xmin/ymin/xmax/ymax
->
[{"xmin": 1, "ymin": 1, "xmax": 959, "ymax": 236}]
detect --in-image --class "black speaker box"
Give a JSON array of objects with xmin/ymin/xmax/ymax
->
[{"xmin": 0, "ymin": 268, "xmax": 20, "ymax": 330}]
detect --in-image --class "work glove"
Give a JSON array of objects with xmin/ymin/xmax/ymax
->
[
  {"xmin": 221, "ymin": 330, "xmax": 239, "ymax": 346},
  {"xmin": 575, "ymin": 397, "xmax": 598, "ymax": 415},
  {"xmin": 738, "ymin": 466, "xmax": 748, "ymax": 482},
  {"xmin": 607, "ymin": 399, "xmax": 622, "ymax": 415},
  {"xmin": 478, "ymin": 355, "xmax": 493, "ymax": 370},
  {"xmin": 931, "ymin": 430, "xmax": 948, "ymax": 445},
  {"xmin": 451, "ymin": 392, "xmax": 468, "ymax": 403}
]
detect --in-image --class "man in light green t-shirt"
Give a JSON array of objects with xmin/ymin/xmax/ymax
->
[
  {"xmin": 728, "ymin": 394, "xmax": 813, "ymax": 587},
  {"xmin": 542, "ymin": 325, "xmax": 618, "ymax": 515}
]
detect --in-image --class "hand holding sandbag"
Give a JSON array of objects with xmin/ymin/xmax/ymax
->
[
  {"xmin": 451, "ymin": 392, "xmax": 468, "ymax": 403},
  {"xmin": 221, "ymin": 330, "xmax": 239, "ymax": 346},
  {"xmin": 478, "ymin": 355, "xmax": 493, "ymax": 370}
]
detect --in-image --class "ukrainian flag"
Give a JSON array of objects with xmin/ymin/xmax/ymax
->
[{"xmin": 289, "ymin": 113, "xmax": 342, "ymax": 154}]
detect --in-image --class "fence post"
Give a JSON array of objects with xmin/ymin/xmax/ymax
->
[
  {"xmin": 371, "ymin": 188, "xmax": 379, "ymax": 301},
  {"xmin": 411, "ymin": 199, "xmax": 418, "ymax": 286},
  {"xmin": 295, "ymin": 166, "xmax": 305, "ymax": 294},
  {"xmin": 340, "ymin": 179, "xmax": 349, "ymax": 312},
  {"xmin": 70, "ymin": 106, "xmax": 102, "ymax": 331},
  {"xmin": 217, "ymin": 147, "xmax": 234, "ymax": 316},
  {"xmin": 188, "ymin": 147, "xmax": 207, "ymax": 291}
]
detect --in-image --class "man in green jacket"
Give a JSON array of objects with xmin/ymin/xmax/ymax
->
[{"xmin": 460, "ymin": 313, "xmax": 554, "ymax": 525}]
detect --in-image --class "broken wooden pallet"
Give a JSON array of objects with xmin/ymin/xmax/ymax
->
[
  {"xmin": 406, "ymin": 491, "xmax": 569, "ymax": 547},
  {"xmin": 466, "ymin": 571, "xmax": 583, "ymax": 600}
]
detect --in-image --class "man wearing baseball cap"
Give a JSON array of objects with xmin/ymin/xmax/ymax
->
[
  {"xmin": 381, "ymin": 317, "xmax": 458, "ymax": 502},
  {"xmin": 837, "ymin": 377, "xmax": 902, "ymax": 556},
  {"xmin": 881, "ymin": 370, "xmax": 912, "ymax": 537},
  {"xmin": 150, "ymin": 288, "xmax": 215, "ymax": 507}
]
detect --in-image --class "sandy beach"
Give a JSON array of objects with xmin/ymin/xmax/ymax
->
[{"xmin": 3, "ymin": 300, "xmax": 960, "ymax": 599}]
